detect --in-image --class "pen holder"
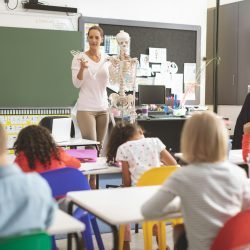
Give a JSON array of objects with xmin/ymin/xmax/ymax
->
[{"xmin": 141, "ymin": 105, "xmax": 149, "ymax": 117}]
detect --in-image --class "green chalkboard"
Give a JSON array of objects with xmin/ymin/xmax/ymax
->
[{"xmin": 0, "ymin": 27, "xmax": 82, "ymax": 107}]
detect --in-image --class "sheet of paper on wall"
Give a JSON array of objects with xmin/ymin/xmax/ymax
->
[
  {"xmin": 151, "ymin": 64, "xmax": 162, "ymax": 72},
  {"xmin": 183, "ymin": 82, "xmax": 196, "ymax": 100},
  {"xmin": 140, "ymin": 54, "xmax": 149, "ymax": 69},
  {"xmin": 170, "ymin": 74, "xmax": 184, "ymax": 99},
  {"xmin": 136, "ymin": 67, "xmax": 151, "ymax": 77},
  {"xmin": 155, "ymin": 72, "xmax": 171, "ymax": 87},
  {"xmin": 104, "ymin": 35, "xmax": 118, "ymax": 55},
  {"xmin": 164, "ymin": 73, "xmax": 172, "ymax": 88},
  {"xmin": 137, "ymin": 77, "xmax": 155, "ymax": 86},
  {"xmin": 161, "ymin": 61, "xmax": 171, "ymax": 74},
  {"xmin": 154, "ymin": 73, "xmax": 162, "ymax": 85},
  {"xmin": 184, "ymin": 63, "xmax": 196, "ymax": 83},
  {"xmin": 149, "ymin": 47, "xmax": 167, "ymax": 63}
]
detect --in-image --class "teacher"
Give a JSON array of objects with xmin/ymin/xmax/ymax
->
[{"xmin": 71, "ymin": 25, "xmax": 109, "ymax": 188}]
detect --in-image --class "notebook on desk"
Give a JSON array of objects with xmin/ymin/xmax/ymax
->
[
  {"xmin": 80, "ymin": 157, "xmax": 108, "ymax": 171},
  {"xmin": 66, "ymin": 149, "xmax": 97, "ymax": 163}
]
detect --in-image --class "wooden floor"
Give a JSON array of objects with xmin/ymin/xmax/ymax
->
[{"xmin": 56, "ymin": 226, "xmax": 174, "ymax": 250}]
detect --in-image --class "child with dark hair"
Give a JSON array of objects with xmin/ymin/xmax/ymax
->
[
  {"xmin": 107, "ymin": 121, "xmax": 176, "ymax": 186},
  {"xmin": 106, "ymin": 121, "xmax": 177, "ymax": 250},
  {"xmin": 0, "ymin": 122, "xmax": 56, "ymax": 237},
  {"xmin": 14, "ymin": 125, "xmax": 80, "ymax": 173}
]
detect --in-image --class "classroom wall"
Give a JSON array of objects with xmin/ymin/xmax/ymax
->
[{"xmin": 0, "ymin": 0, "xmax": 208, "ymax": 105}]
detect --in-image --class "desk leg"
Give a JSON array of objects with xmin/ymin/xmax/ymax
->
[
  {"xmin": 96, "ymin": 174, "xmax": 100, "ymax": 189},
  {"xmin": 95, "ymin": 144, "xmax": 100, "ymax": 156},
  {"xmin": 67, "ymin": 202, "xmax": 74, "ymax": 250},
  {"xmin": 73, "ymin": 232, "xmax": 85, "ymax": 250},
  {"xmin": 111, "ymin": 225, "xmax": 119, "ymax": 250}
]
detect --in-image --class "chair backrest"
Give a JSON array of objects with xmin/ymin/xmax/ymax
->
[
  {"xmin": 0, "ymin": 231, "xmax": 51, "ymax": 250},
  {"xmin": 136, "ymin": 165, "xmax": 178, "ymax": 186},
  {"xmin": 211, "ymin": 210, "xmax": 250, "ymax": 250},
  {"xmin": 40, "ymin": 167, "xmax": 90, "ymax": 198},
  {"xmin": 39, "ymin": 116, "xmax": 75, "ymax": 138}
]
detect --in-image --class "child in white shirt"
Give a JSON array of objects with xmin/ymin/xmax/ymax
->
[
  {"xmin": 106, "ymin": 121, "xmax": 177, "ymax": 249},
  {"xmin": 141, "ymin": 111, "xmax": 250, "ymax": 250}
]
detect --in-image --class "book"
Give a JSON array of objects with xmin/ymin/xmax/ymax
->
[{"xmin": 66, "ymin": 149, "xmax": 97, "ymax": 163}]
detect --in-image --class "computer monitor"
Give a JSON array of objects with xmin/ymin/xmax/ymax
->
[{"xmin": 138, "ymin": 85, "xmax": 166, "ymax": 105}]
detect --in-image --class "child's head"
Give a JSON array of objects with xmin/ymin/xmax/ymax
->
[
  {"xmin": 243, "ymin": 122, "xmax": 250, "ymax": 134},
  {"xmin": 0, "ymin": 122, "xmax": 7, "ymax": 155},
  {"xmin": 106, "ymin": 121, "xmax": 143, "ymax": 163},
  {"xmin": 181, "ymin": 111, "xmax": 228, "ymax": 164},
  {"xmin": 14, "ymin": 125, "xmax": 60, "ymax": 169}
]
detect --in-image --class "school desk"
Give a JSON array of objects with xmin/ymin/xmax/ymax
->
[
  {"xmin": 57, "ymin": 138, "xmax": 100, "ymax": 151},
  {"xmin": 47, "ymin": 209, "xmax": 85, "ymax": 250},
  {"xmin": 80, "ymin": 157, "xmax": 122, "ymax": 189},
  {"xmin": 175, "ymin": 149, "xmax": 245, "ymax": 165},
  {"xmin": 67, "ymin": 186, "xmax": 181, "ymax": 250},
  {"xmin": 7, "ymin": 138, "xmax": 100, "ymax": 151}
]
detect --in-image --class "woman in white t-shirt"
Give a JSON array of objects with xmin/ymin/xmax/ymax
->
[
  {"xmin": 71, "ymin": 25, "xmax": 109, "ymax": 188},
  {"xmin": 106, "ymin": 121, "xmax": 177, "ymax": 250}
]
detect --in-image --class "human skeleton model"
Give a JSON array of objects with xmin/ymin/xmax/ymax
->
[
  {"xmin": 70, "ymin": 30, "xmax": 138, "ymax": 122},
  {"xmin": 108, "ymin": 30, "xmax": 138, "ymax": 122}
]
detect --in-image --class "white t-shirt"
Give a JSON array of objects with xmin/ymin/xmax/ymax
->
[
  {"xmin": 142, "ymin": 161, "xmax": 250, "ymax": 250},
  {"xmin": 116, "ymin": 137, "xmax": 165, "ymax": 186},
  {"xmin": 71, "ymin": 52, "xmax": 109, "ymax": 111}
]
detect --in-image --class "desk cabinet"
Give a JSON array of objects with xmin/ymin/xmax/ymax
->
[{"xmin": 137, "ymin": 118, "xmax": 186, "ymax": 153}]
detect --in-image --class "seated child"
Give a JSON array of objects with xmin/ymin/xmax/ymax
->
[
  {"xmin": 14, "ymin": 125, "xmax": 80, "ymax": 173},
  {"xmin": 233, "ymin": 92, "xmax": 250, "ymax": 149},
  {"xmin": 0, "ymin": 122, "xmax": 57, "ymax": 237},
  {"xmin": 106, "ymin": 121, "xmax": 177, "ymax": 250},
  {"xmin": 242, "ymin": 122, "xmax": 250, "ymax": 162},
  {"xmin": 141, "ymin": 111, "xmax": 250, "ymax": 250}
]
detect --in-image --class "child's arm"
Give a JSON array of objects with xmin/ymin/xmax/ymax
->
[
  {"xmin": 59, "ymin": 148, "xmax": 81, "ymax": 168},
  {"xmin": 121, "ymin": 161, "xmax": 131, "ymax": 187},
  {"xmin": 244, "ymin": 122, "xmax": 250, "ymax": 134},
  {"xmin": 160, "ymin": 149, "xmax": 177, "ymax": 166}
]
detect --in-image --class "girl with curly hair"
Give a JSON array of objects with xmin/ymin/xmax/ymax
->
[{"xmin": 14, "ymin": 125, "xmax": 80, "ymax": 173}]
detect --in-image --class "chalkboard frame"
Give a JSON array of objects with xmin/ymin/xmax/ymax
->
[{"xmin": 79, "ymin": 16, "xmax": 201, "ymax": 105}]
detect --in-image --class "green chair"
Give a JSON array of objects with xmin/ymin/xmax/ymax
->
[{"xmin": 0, "ymin": 231, "xmax": 51, "ymax": 250}]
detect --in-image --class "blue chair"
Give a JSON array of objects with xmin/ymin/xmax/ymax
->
[{"xmin": 41, "ymin": 167, "xmax": 105, "ymax": 250}]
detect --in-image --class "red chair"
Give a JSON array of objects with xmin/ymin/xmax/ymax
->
[{"xmin": 211, "ymin": 210, "xmax": 250, "ymax": 250}]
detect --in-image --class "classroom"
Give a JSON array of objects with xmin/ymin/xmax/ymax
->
[{"xmin": 1, "ymin": 0, "xmax": 250, "ymax": 250}]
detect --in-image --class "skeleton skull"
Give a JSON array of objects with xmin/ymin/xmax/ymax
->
[{"xmin": 116, "ymin": 30, "xmax": 130, "ymax": 56}]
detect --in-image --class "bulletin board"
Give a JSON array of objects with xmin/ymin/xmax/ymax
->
[{"xmin": 79, "ymin": 16, "xmax": 201, "ymax": 104}]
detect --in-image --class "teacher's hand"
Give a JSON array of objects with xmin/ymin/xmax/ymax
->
[{"xmin": 78, "ymin": 59, "xmax": 88, "ymax": 70}]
